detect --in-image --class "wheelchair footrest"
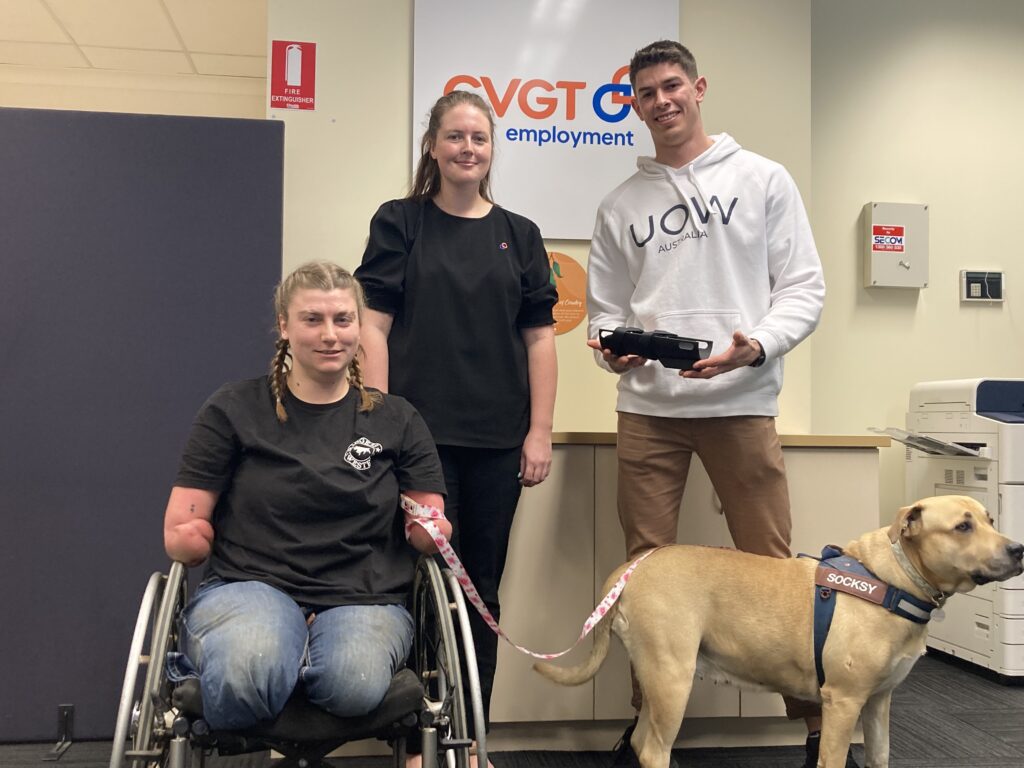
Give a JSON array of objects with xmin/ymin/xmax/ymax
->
[
  {"xmin": 123, "ymin": 749, "xmax": 164, "ymax": 759},
  {"xmin": 440, "ymin": 738, "xmax": 474, "ymax": 749}
]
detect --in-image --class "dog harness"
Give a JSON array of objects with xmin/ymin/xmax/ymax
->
[{"xmin": 805, "ymin": 545, "xmax": 939, "ymax": 686}]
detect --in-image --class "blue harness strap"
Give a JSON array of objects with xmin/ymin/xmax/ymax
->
[{"xmin": 802, "ymin": 545, "xmax": 937, "ymax": 687}]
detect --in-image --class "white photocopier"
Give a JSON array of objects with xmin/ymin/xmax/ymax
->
[{"xmin": 885, "ymin": 379, "xmax": 1024, "ymax": 679}]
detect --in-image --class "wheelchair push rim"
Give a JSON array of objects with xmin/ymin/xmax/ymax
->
[
  {"xmin": 110, "ymin": 562, "xmax": 188, "ymax": 768},
  {"xmin": 413, "ymin": 557, "xmax": 480, "ymax": 768}
]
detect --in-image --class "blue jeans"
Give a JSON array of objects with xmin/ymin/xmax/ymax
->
[{"xmin": 179, "ymin": 578, "xmax": 414, "ymax": 731}]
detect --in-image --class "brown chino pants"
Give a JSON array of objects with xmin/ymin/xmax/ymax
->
[{"xmin": 617, "ymin": 411, "xmax": 819, "ymax": 720}]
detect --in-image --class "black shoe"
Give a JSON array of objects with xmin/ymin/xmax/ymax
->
[
  {"xmin": 802, "ymin": 731, "xmax": 859, "ymax": 768},
  {"xmin": 611, "ymin": 718, "xmax": 639, "ymax": 768},
  {"xmin": 611, "ymin": 718, "xmax": 679, "ymax": 768}
]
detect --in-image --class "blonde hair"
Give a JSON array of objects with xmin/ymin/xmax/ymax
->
[{"xmin": 270, "ymin": 261, "xmax": 381, "ymax": 422}]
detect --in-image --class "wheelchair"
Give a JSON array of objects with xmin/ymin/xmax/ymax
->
[{"xmin": 109, "ymin": 557, "xmax": 486, "ymax": 768}]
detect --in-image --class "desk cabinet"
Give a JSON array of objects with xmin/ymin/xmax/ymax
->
[{"xmin": 491, "ymin": 436, "xmax": 886, "ymax": 724}]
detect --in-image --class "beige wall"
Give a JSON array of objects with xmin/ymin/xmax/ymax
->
[
  {"xmin": 680, "ymin": 0, "xmax": 813, "ymax": 433},
  {"xmin": 0, "ymin": 0, "xmax": 814, "ymax": 436},
  {"xmin": 809, "ymin": 0, "xmax": 1024, "ymax": 516},
  {"xmin": 266, "ymin": 0, "xmax": 814, "ymax": 435},
  {"xmin": 7, "ymin": 0, "xmax": 1023, "ymax": 517},
  {"xmin": 266, "ymin": 0, "xmax": 413, "ymax": 278}
]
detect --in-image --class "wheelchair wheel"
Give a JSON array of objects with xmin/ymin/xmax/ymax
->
[
  {"xmin": 110, "ymin": 562, "xmax": 190, "ymax": 768},
  {"xmin": 412, "ymin": 558, "xmax": 472, "ymax": 768},
  {"xmin": 442, "ymin": 568, "xmax": 487, "ymax": 768}
]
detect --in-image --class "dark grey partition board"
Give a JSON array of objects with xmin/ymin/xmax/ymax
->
[{"xmin": 0, "ymin": 107, "xmax": 283, "ymax": 741}]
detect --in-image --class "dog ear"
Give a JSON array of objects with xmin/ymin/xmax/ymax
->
[{"xmin": 888, "ymin": 503, "xmax": 924, "ymax": 542}]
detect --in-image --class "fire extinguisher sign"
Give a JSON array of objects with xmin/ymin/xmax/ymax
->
[{"xmin": 270, "ymin": 41, "xmax": 316, "ymax": 110}]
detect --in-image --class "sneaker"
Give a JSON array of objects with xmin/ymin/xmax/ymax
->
[{"xmin": 802, "ymin": 731, "xmax": 860, "ymax": 768}]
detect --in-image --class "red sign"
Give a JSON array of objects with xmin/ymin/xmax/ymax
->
[
  {"xmin": 872, "ymin": 224, "xmax": 905, "ymax": 253},
  {"xmin": 270, "ymin": 41, "xmax": 316, "ymax": 111}
]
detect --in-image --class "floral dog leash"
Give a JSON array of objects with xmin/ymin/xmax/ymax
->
[{"xmin": 401, "ymin": 494, "xmax": 655, "ymax": 660}]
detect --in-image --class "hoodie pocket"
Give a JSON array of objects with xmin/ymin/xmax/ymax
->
[
  {"xmin": 622, "ymin": 309, "xmax": 758, "ymax": 404},
  {"xmin": 650, "ymin": 309, "xmax": 735, "ymax": 345}
]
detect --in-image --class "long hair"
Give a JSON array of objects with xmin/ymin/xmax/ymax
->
[
  {"xmin": 270, "ymin": 261, "xmax": 381, "ymax": 422},
  {"xmin": 407, "ymin": 90, "xmax": 496, "ymax": 202}
]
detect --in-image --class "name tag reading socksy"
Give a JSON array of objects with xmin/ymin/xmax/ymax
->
[
  {"xmin": 815, "ymin": 567, "xmax": 888, "ymax": 604},
  {"xmin": 400, "ymin": 495, "xmax": 655, "ymax": 660}
]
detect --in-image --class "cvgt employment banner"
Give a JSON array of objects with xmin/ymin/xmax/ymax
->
[{"xmin": 413, "ymin": 0, "xmax": 678, "ymax": 240}]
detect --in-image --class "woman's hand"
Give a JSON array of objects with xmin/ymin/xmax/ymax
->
[{"xmin": 519, "ymin": 428, "xmax": 552, "ymax": 487}]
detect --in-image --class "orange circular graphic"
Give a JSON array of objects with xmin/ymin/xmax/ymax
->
[{"xmin": 547, "ymin": 251, "xmax": 587, "ymax": 336}]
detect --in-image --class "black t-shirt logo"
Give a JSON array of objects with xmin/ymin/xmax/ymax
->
[{"xmin": 344, "ymin": 436, "xmax": 383, "ymax": 471}]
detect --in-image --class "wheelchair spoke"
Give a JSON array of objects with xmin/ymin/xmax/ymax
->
[{"xmin": 413, "ymin": 558, "xmax": 471, "ymax": 768}]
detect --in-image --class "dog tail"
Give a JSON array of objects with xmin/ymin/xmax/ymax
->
[{"xmin": 532, "ymin": 606, "xmax": 615, "ymax": 686}]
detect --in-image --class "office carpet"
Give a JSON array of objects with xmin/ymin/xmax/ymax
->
[{"xmin": 4, "ymin": 653, "xmax": 1022, "ymax": 768}]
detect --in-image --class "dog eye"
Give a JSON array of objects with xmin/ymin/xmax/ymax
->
[{"xmin": 955, "ymin": 521, "xmax": 973, "ymax": 533}]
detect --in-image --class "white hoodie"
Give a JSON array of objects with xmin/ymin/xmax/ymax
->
[{"xmin": 586, "ymin": 133, "xmax": 824, "ymax": 418}]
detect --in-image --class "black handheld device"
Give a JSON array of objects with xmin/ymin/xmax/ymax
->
[{"xmin": 598, "ymin": 326, "xmax": 713, "ymax": 370}]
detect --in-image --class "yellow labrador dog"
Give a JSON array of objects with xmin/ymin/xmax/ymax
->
[{"xmin": 535, "ymin": 496, "xmax": 1023, "ymax": 768}]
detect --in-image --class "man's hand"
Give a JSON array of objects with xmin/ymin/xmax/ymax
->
[
  {"xmin": 587, "ymin": 338, "xmax": 647, "ymax": 374},
  {"xmin": 682, "ymin": 331, "xmax": 762, "ymax": 379}
]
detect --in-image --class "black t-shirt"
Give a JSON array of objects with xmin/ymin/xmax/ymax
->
[
  {"xmin": 356, "ymin": 199, "xmax": 556, "ymax": 448},
  {"xmin": 174, "ymin": 377, "xmax": 446, "ymax": 607}
]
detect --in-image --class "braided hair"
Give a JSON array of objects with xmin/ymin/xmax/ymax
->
[
  {"xmin": 269, "ymin": 337, "xmax": 291, "ymax": 423},
  {"xmin": 270, "ymin": 261, "xmax": 381, "ymax": 422}
]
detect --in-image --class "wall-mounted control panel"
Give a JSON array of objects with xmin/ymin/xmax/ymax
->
[{"xmin": 960, "ymin": 270, "xmax": 1004, "ymax": 303}]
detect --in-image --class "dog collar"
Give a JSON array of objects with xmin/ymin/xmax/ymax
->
[{"xmin": 890, "ymin": 539, "xmax": 948, "ymax": 606}]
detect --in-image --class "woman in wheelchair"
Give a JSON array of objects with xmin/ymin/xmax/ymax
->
[{"xmin": 162, "ymin": 261, "xmax": 452, "ymax": 732}]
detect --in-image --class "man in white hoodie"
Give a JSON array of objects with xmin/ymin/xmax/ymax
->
[{"xmin": 586, "ymin": 41, "xmax": 841, "ymax": 768}]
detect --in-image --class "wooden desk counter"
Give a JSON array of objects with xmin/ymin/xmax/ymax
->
[
  {"xmin": 552, "ymin": 432, "xmax": 890, "ymax": 448},
  {"xmin": 490, "ymin": 435, "xmax": 886, "ymax": 749}
]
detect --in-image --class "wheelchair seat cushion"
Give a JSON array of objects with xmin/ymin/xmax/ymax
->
[{"xmin": 172, "ymin": 667, "xmax": 424, "ymax": 743}]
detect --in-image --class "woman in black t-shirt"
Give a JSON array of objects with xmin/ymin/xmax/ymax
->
[
  {"xmin": 356, "ymin": 91, "xmax": 558, "ymax": 741},
  {"xmin": 163, "ymin": 262, "xmax": 450, "ymax": 731}
]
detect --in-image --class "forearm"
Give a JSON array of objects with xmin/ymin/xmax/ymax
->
[
  {"xmin": 402, "ymin": 490, "xmax": 451, "ymax": 554},
  {"xmin": 163, "ymin": 486, "xmax": 218, "ymax": 566},
  {"xmin": 360, "ymin": 310, "xmax": 393, "ymax": 391},
  {"xmin": 522, "ymin": 325, "xmax": 557, "ymax": 434},
  {"xmin": 759, "ymin": 173, "xmax": 826, "ymax": 357},
  {"xmin": 585, "ymin": 216, "xmax": 635, "ymax": 372}
]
